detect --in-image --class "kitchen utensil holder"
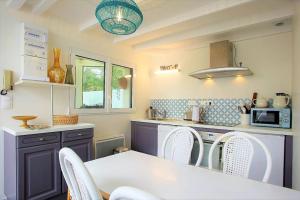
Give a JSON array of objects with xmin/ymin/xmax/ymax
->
[{"xmin": 240, "ymin": 114, "xmax": 250, "ymax": 125}]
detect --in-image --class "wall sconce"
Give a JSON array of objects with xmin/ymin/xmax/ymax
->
[{"xmin": 155, "ymin": 64, "xmax": 180, "ymax": 74}]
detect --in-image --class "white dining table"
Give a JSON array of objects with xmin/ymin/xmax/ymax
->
[{"xmin": 85, "ymin": 151, "xmax": 300, "ymax": 200}]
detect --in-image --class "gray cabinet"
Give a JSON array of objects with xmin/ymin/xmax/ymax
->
[
  {"xmin": 4, "ymin": 128, "xmax": 94, "ymax": 200},
  {"xmin": 18, "ymin": 143, "xmax": 61, "ymax": 200},
  {"xmin": 131, "ymin": 122, "xmax": 158, "ymax": 156}
]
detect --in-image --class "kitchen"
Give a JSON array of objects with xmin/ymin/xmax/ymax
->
[{"xmin": 0, "ymin": 0, "xmax": 300, "ymax": 200}]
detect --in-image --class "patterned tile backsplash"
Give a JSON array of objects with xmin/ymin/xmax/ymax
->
[{"xmin": 150, "ymin": 98, "xmax": 252, "ymax": 124}]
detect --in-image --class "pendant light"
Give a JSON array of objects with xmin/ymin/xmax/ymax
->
[{"xmin": 95, "ymin": 0, "xmax": 143, "ymax": 35}]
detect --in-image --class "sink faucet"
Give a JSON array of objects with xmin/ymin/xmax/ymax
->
[{"xmin": 153, "ymin": 109, "xmax": 167, "ymax": 119}]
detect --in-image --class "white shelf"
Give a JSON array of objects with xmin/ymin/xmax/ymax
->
[{"xmin": 15, "ymin": 80, "xmax": 75, "ymax": 88}]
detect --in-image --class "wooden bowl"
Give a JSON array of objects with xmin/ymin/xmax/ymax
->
[{"xmin": 12, "ymin": 116, "xmax": 37, "ymax": 128}]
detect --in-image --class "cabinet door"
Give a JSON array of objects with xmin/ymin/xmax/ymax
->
[
  {"xmin": 18, "ymin": 143, "xmax": 61, "ymax": 200},
  {"xmin": 248, "ymin": 133, "xmax": 285, "ymax": 186},
  {"xmin": 131, "ymin": 122, "xmax": 158, "ymax": 156},
  {"xmin": 61, "ymin": 139, "xmax": 93, "ymax": 193}
]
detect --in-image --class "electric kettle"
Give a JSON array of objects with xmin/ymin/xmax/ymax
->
[
  {"xmin": 273, "ymin": 93, "xmax": 290, "ymax": 108},
  {"xmin": 253, "ymin": 97, "xmax": 268, "ymax": 108}
]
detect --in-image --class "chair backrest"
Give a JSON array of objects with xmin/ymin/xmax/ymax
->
[
  {"xmin": 59, "ymin": 148, "xmax": 101, "ymax": 200},
  {"xmin": 208, "ymin": 131, "xmax": 272, "ymax": 183},
  {"xmin": 110, "ymin": 186, "xmax": 161, "ymax": 200},
  {"xmin": 161, "ymin": 127, "xmax": 204, "ymax": 166}
]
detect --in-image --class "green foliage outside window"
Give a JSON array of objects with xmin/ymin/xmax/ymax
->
[{"xmin": 82, "ymin": 67, "xmax": 104, "ymax": 92}]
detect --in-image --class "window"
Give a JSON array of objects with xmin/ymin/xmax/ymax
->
[
  {"xmin": 75, "ymin": 55, "xmax": 105, "ymax": 109},
  {"xmin": 71, "ymin": 50, "xmax": 135, "ymax": 114},
  {"xmin": 111, "ymin": 64, "xmax": 133, "ymax": 109}
]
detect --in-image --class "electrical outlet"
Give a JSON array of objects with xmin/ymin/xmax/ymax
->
[
  {"xmin": 207, "ymin": 100, "xmax": 212, "ymax": 106},
  {"xmin": 200, "ymin": 100, "xmax": 212, "ymax": 107}
]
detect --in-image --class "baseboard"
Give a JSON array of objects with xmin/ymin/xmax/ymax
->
[{"xmin": 0, "ymin": 194, "xmax": 7, "ymax": 200}]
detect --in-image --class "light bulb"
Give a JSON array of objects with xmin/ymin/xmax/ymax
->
[{"xmin": 117, "ymin": 7, "xmax": 122, "ymax": 22}]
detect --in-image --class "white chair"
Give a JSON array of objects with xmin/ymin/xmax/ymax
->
[
  {"xmin": 161, "ymin": 127, "xmax": 204, "ymax": 166},
  {"xmin": 110, "ymin": 186, "xmax": 160, "ymax": 200},
  {"xmin": 59, "ymin": 147, "xmax": 101, "ymax": 200},
  {"xmin": 59, "ymin": 147, "xmax": 160, "ymax": 200},
  {"xmin": 208, "ymin": 131, "xmax": 272, "ymax": 183}
]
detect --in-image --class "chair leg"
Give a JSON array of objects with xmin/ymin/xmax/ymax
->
[
  {"xmin": 99, "ymin": 191, "xmax": 110, "ymax": 200},
  {"xmin": 67, "ymin": 190, "xmax": 71, "ymax": 200}
]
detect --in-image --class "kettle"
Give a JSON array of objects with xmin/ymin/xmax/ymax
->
[
  {"xmin": 273, "ymin": 93, "xmax": 290, "ymax": 108},
  {"xmin": 253, "ymin": 97, "xmax": 268, "ymax": 108}
]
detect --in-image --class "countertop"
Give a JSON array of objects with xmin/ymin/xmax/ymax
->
[
  {"xmin": 132, "ymin": 119, "xmax": 294, "ymax": 136},
  {"xmin": 2, "ymin": 123, "xmax": 95, "ymax": 136}
]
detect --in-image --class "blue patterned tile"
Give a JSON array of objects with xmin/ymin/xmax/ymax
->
[{"xmin": 150, "ymin": 98, "xmax": 251, "ymax": 124}]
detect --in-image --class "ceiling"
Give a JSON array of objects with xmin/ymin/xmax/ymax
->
[{"xmin": 6, "ymin": 0, "xmax": 295, "ymax": 52}]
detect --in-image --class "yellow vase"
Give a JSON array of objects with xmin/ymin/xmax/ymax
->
[{"xmin": 48, "ymin": 48, "xmax": 65, "ymax": 83}]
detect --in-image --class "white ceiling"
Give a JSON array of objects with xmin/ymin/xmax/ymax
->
[{"xmin": 6, "ymin": 0, "xmax": 295, "ymax": 52}]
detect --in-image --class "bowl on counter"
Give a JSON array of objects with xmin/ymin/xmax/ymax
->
[{"xmin": 12, "ymin": 115, "xmax": 37, "ymax": 128}]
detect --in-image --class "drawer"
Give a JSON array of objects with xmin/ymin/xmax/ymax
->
[
  {"xmin": 17, "ymin": 132, "xmax": 60, "ymax": 148},
  {"xmin": 62, "ymin": 128, "xmax": 93, "ymax": 142}
]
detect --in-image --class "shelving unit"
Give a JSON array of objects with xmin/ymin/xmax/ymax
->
[
  {"xmin": 15, "ymin": 79, "xmax": 75, "ymax": 88},
  {"xmin": 14, "ymin": 79, "xmax": 75, "ymax": 126}
]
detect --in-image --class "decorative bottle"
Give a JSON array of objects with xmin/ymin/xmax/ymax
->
[{"xmin": 48, "ymin": 48, "xmax": 65, "ymax": 83}]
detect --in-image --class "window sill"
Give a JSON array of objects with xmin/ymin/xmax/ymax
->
[{"xmin": 74, "ymin": 109, "xmax": 136, "ymax": 116}]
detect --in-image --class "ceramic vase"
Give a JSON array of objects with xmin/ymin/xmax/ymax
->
[
  {"xmin": 48, "ymin": 48, "xmax": 65, "ymax": 83},
  {"xmin": 65, "ymin": 65, "xmax": 74, "ymax": 85}
]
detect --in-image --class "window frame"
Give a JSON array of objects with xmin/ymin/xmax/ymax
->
[
  {"xmin": 70, "ymin": 49, "xmax": 136, "ymax": 115},
  {"xmin": 70, "ymin": 49, "xmax": 109, "ymax": 114},
  {"xmin": 108, "ymin": 61, "xmax": 136, "ymax": 113}
]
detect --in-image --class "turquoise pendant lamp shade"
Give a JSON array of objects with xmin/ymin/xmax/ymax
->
[{"xmin": 95, "ymin": 0, "xmax": 143, "ymax": 35}]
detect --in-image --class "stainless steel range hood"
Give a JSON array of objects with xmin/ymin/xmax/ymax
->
[{"xmin": 189, "ymin": 40, "xmax": 253, "ymax": 79}]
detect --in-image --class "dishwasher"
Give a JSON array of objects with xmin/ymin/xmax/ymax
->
[{"xmin": 157, "ymin": 125, "xmax": 224, "ymax": 170}]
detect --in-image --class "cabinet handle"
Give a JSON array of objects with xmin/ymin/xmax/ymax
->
[
  {"xmin": 39, "ymin": 138, "xmax": 45, "ymax": 141},
  {"xmin": 77, "ymin": 133, "xmax": 83, "ymax": 136}
]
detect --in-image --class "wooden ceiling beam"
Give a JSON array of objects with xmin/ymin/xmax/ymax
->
[
  {"xmin": 6, "ymin": 0, "xmax": 27, "ymax": 10},
  {"xmin": 133, "ymin": 7, "xmax": 293, "ymax": 51},
  {"xmin": 32, "ymin": 0, "xmax": 58, "ymax": 15}
]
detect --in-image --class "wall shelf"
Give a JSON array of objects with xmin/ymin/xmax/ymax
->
[
  {"xmin": 14, "ymin": 79, "xmax": 75, "ymax": 126},
  {"xmin": 14, "ymin": 80, "xmax": 75, "ymax": 88}
]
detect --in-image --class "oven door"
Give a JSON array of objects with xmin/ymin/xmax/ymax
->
[
  {"xmin": 251, "ymin": 109, "xmax": 280, "ymax": 127},
  {"xmin": 191, "ymin": 140, "xmax": 223, "ymax": 170}
]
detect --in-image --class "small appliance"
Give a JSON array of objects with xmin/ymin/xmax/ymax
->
[
  {"xmin": 250, "ymin": 108, "xmax": 291, "ymax": 128},
  {"xmin": 273, "ymin": 93, "xmax": 290, "ymax": 108}
]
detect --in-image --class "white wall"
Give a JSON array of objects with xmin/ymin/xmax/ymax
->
[
  {"xmin": 148, "ymin": 32, "xmax": 293, "ymax": 100},
  {"xmin": 292, "ymin": 1, "xmax": 300, "ymax": 191},
  {"xmin": 0, "ymin": 2, "xmax": 150, "ymax": 198}
]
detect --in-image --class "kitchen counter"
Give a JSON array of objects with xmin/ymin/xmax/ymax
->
[
  {"xmin": 132, "ymin": 119, "xmax": 294, "ymax": 136},
  {"xmin": 2, "ymin": 123, "xmax": 95, "ymax": 136}
]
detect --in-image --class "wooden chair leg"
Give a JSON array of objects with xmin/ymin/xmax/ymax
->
[
  {"xmin": 99, "ymin": 191, "xmax": 110, "ymax": 200},
  {"xmin": 67, "ymin": 188, "xmax": 109, "ymax": 200},
  {"xmin": 67, "ymin": 189, "xmax": 71, "ymax": 200}
]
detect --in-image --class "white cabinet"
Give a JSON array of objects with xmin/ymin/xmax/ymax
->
[
  {"xmin": 248, "ymin": 133, "xmax": 285, "ymax": 186},
  {"xmin": 20, "ymin": 23, "xmax": 48, "ymax": 81},
  {"xmin": 20, "ymin": 55, "xmax": 48, "ymax": 81},
  {"xmin": 157, "ymin": 125, "xmax": 175, "ymax": 158}
]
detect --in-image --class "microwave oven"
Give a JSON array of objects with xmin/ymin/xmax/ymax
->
[{"xmin": 250, "ymin": 108, "xmax": 291, "ymax": 128}]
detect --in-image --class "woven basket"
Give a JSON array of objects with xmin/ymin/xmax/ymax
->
[{"xmin": 53, "ymin": 115, "xmax": 78, "ymax": 125}]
